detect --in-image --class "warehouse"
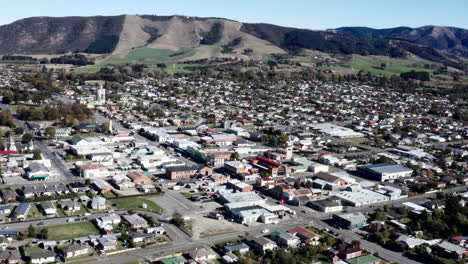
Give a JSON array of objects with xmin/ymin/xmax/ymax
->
[
  {"xmin": 335, "ymin": 187, "xmax": 390, "ymax": 207},
  {"xmin": 357, "ymin": 163, "xmax": 413, "ymax": 181}
]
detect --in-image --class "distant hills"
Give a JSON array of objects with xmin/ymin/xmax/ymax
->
[{"xmin": 0, "ymin": 15, "xmax": 466, "ymax": 70}]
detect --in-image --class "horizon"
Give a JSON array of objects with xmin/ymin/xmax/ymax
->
[{"xmin": 1, "ymin": 0, "xmax": 467, "ymax": 30}]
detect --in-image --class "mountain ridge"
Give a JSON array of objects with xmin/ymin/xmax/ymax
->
[{"xmin": 0, "ymin": 15, "xmax": 466, "ymax": 70}]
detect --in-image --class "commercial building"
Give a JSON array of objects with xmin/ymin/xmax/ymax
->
[
  {"xmin": 332, "ymin": 212, "xmax": 367, "ymax": 230},
  {"xmin": 335, "ymin": 187, "xmax": 389, "ymax": 207},
  {"xmin": 357, "ymin": 163, "xmax": 413, "ymax": 181}
]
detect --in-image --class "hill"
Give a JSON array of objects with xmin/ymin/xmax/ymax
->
[
  {"xmin": 332, "ymin": 25, "xmax": 468, "ymax": 57},
  {"xmin": 0, "ymin": 15, "xmax": 465, "ymax": 71}
]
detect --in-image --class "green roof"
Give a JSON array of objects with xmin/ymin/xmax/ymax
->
[
  {"xmin": 345, "ymin": 255, "xmax": 382, "ymax": 264},
  {"xmin": 270, "ymin": 231, "xmax": 281, "ymax": 237},
  {"xmin": 160, "ymin": 256, "xmax": 185, "ymax": 264}
]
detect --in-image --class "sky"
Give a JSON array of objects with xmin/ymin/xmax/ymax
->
[{"xmin": 1, "ymin": 0, "xmax": 467, "ymax": 29}]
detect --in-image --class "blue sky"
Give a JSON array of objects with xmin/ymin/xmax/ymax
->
[{"xmin": 2, "ymin": 0, "xmax": 467, "ymax": 29}]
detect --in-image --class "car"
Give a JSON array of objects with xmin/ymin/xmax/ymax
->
[
  {"xmin": 67, "ymin": 218, "xmax": 75, "ymax": 222},
  {"xmin": 262, "ymin": 229, "xmax": 269, "ymax": 233},
  {"xmin": 37, "ymin": 222, "xmax": 45, "ymax": 226}
]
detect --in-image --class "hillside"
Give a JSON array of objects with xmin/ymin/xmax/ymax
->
[
  {"xmin": 332, "ymin": 26, "xmax": 468, "ymax": 57},
  {"xmin": 0, "ymin": 15, "xmax": 465, "ymax": 71}
]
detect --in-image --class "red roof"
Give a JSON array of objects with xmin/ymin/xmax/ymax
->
[
  {"xmin": 256, "ymin": 156, "xmax": 282, "ymax": 168},
  {"xmin": 0, "ymin": 151, "xmax": 19, "ymax": 155}
]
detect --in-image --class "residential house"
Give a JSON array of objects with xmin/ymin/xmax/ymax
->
[
  {"xmin": 127, "ymin": 171, "xmax": 151, "ymax": 185},
  {"xmin": 59, "ymin": 201, "xmax": 81, "ymax": 213},
  {"xmin": 91, "ymin": 196, "xmax": 107, "ymax": 210},
  {"xmin": 30, "ymin": 251, "xmax": 55, "ymax": 264},
  {"xmin": 0, "ymin": 249, "xmax": 21, "ymax": 264},
  {"xmin": 1, "ymin": 190, "xmax": 16, "ymax": 203},
  {"xmin": 223, "ymin": 242, "xmax": 250, "ymax": 255},
  {"xmin": 188, "ymin": 247, "xmax": 217, "ymax": 262},
  {"xmin": 97, "ymin": 235, "xmax": 118, "ymax": 251},
  {"xmin": 62, "ymin": 244, "xmax": 89, "ymax": 258},
  {"xmin": 93, "ymin": 179, "xmax": 113, "ymax": 193},
  {"xmin": 130, "ymin": 232, "xmax": 154, "ymax": 243},
  {"xmin": 287, "ymin": 226, "xmax": 321, "ymax": 245},
  {"xmin": 249, "ymin": 237, "xmax": 277, "ymax": 253},
  {"xmin": 276, "ymin": 232, "xmax": 301, "ymax": 248},
  {"xmin": 38, "ymin": 201, "xmax": 56, "ymax": 216},
  {"xmin": 122, "ymin": 214, "xmax": 148, "ymax": 229}
]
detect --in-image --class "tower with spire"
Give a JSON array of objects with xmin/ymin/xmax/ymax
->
[
  {"xmin": 8, "ymin": 135, "xmax": 17, "ymax": 152},
  {"xmin": 96, "ymin": 85, "xmax": 106, "ymax": 104}
]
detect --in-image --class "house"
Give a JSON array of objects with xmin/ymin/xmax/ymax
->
[
  {"xmin": 130, "ymin": 232, "xmax": 154, "ymax": 243},
  {"xmin": 249, "ymin": 237, "xmax": 277, "ymax": 252},
  {"xmin": 96, "ymin": 215, "xmax": 121, "ymax": 230},
  {"xmin": 437, "ymin": 241, "xmax": 468, "ymax": 260},
  {"xmin": 26, "ymin": 163, "xmax": 52, "ymax": 180},
  {"xmin": 332, "ymin": 212, "xmax": 367, "ymax": 230},
  {"xmin": 91, "ymin": 196, "xmax": 107, "ymax": 210},
  {"xmin": 223, "ymin": 242, "xmax": 250, "ymax": 254},
  {"xmin": 112, "ymin": 175, "xmax": 135, "ymax": 190},
  {"xmin": 0, "ymin": 249, "xmax": 21, "ymax": 264},
  {"xmin": 330, "ymin": 243, "xmax": 362, "ymax": 262},
  {"xmin": 188, "ymin": 247, "xmax": 217, "ymax": 261},
  {"xmin": 287, "ymin": 226, "xmax": 321, "ymax": 245},
  {"xmin": 0, "ymin": 205, "xmax": 11, "ymax": 215},
  {"xmin": 59, "ymin": 201, "xmax": 81, "ymax": 212},
  {"xmin": 30, "ymin": 251, "xmax": 55, "ymax": 264},
  {"xmin": 451, "ymin": 236, "xmax": 468, "ymax": 247},
  {"xmin": 276, "ymin": 232, "xmax": 301, "ymax": 248},
  {"xmin": 74, "ymin": 123, "xmax": 101, "ymax": 133},
  {"xmin": 97, "ymin": 235, "xmax": 118, "ymax": 251},
  {"xmin": 1, "ymin": 190, "xmax": 17, "ymax": 203},
  {"xmin": 159, "ymin": 256, "xmax": 185, "ymax": 264},
  {"xmin": 14, "ymin": 203, "xmax": 31, "ymax": 220},
  {"xmin": 395, "ymin": 235, "xmax": 430, "ymax": 249},
  {"xmin": 147, "ymin": 226, "xmax": 166, "ymax": 235},
  {"xmin": 78, "ymin": 163, "xmax": 109, "ymax": 178},
  {"xmin": 68, "ymin": 182, "xmax": 89, "ymax": 193},
  {"xmin": 38, "ymin": 201, "xmax": 56, "ymax": 216},
  {"xmin": 127, "ymin": 171, "xmax": 151, "ymax": 185},
  {"xmin": 62, "ymin": 244, "xmax": 89, "ymax": 258},
  {"xmin": 122, "ymin": 214, "xmax": 148, "ymax": 229}
]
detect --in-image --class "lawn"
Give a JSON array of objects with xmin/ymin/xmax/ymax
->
[
  {"xmin": 27, "ymin": 204, "xmax": 44, "ymax": 219},
  {"xmin": 110, "ymin": 197, "xmax": 163, "ymax": 213},
  {"xmin": 22, "ymin": 246, "xmax": 48, "ymax": 257},
  {"xmin": 43, "ymin": 221, "xmax": 100, "ymax": 241},
  {"xmin": 351, "ymin": 55, "xmax": 439, "ymax": 76},
  {"xmin": 346, "ymin": 137, "xmax": 369, "ymax": 144}
]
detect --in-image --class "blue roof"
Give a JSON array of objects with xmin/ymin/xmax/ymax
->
[
  {"xmin": 0, "ymin": 230, "xmax": 19, "ymax": 236},
  {"xmin": 224, "ymin": 242, "xmax": 249, "ymax": 252},
  {"xmin": 360, "ymin": 163, "xmax": 412, "ymax": 174},
  {"xmin": 15, "ymin": 203, "xmax": 30, "ymax": 215}
]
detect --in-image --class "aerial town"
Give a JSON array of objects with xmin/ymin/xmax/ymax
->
[{"xmin": 0, "ymin": 65, "xmax": 465, "ymax": 264}]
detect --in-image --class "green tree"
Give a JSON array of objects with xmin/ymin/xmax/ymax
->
[
  {"xmin": 27, "ymin": 224, "xmax": 36, "ymax": 238},
  {"xmin": 21, "ymin": 133, "xmax": 33, "ymax": 144},
  {"xmin": 44, "ymin": 127, "xmax": 56, "ymax": 138},
  {"xmin": 33, "ymin": 149, "xmax": 42, "ymax": 160},
  {"xmin": 374, "ymin": 211, "xmax": 388, "ymax": 221},
  {"xmin": 171, "ymin": 212, "xmax": 185, "ymax": 227}
]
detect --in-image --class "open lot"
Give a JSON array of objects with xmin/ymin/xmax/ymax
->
[
  {"xmin": 110, "ymin": 197, "xmax": 163, "ymax": 213},
  {"xmin": 43, "ymin": 220, "xmax": 100, "ymax": 241}
]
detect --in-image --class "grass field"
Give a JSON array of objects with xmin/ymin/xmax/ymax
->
[
  {"xmin": 110, "ymin": 197, "xmax": 163, "ymax": 213},
  {"xmin": 351, "ymin": 55, "xmax": 439, "ymax": 76},
  {"xmin": 44, "ymin": 221, "xmax": 100, "ymax": 241},
  {"xmin": 22, "ymin": 246, "xmax": 48, "ymax": 257}
]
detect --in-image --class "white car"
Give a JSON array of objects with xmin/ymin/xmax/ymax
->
[{"xmin": 261, "ymin": 229, "xmax": 269, "ymax": 233}]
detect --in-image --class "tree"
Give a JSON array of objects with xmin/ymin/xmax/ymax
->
[
  {"xmin": 27, "ymin": 224, "xmax": 36, "ymax": 238},
  {"xmin": 171, "ymin": 212, "xmax": 185, "ymax": 227},
  {"xmin": 233, "ymin": 152, "xmax": 241, "ymax": 161},
  {"xmin": 21, "ymin": 133, "xmax": 33, "ymax": 144},
  {"xmin": 33, "ymin": 149, "xmax": 42, "ymax": 160},
  {"xmin": 374, "ymin": 211, "xmax": 388, "ymax": 221},
  {"xmin": 14, "ymin": 127, "xmax": 24, "ymax": 135},
  {"xmin": 39, "ymin": 228, "xmax": 48, "ymax": 239},
  {"xmin": 101, "ymin": 122, "xmax": 111, "ymax": 134},
  {"xmin": 45, "ymin": 127, "xmax": 56, "ymax": 138}
]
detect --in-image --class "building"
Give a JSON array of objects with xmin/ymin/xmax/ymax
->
[
  {"xmin": 1, "ymin": 190, "xmax": 17, "ymax": 203},
  {"xmin": 26, "ymin": 163, "xmax": 51, "ymax": 180},
  {"xmin": 357, "ymin": 163, "xmax": 413, "ymax": 182},
  {"xmin": 93, "ymin": 179, "xmax": 113, "ymax": 193},
  {"xmin": 335, "ymin": 187, "xmax": 389, "ymax": 207},
  {"xmin": 307, "ymin": 198, "xmax": 343, "ymax": 213},
  {"xmin": 14, "ymin": 203, "xmax": 30, "ymax": 220},
  {"xmin": 62, "ymin": 244, "xmax": 89, "ymax": 258},
  {"xmin": 223, "ymin": 243, "xmax": 250, "ymax": 254},
  {"xmin": 122, "ymin": 214, "xmax": 148, "ymax": 229},
  {"xmin": 30, "ymin": 251, "xmax": 55, "ymax": 264},
  {"xmin": 0, "ymin": 249, "xmax": 21, "ymax": 264},
  {"xmin": 332, "ymin": 212, "xmax": 367, "ymax": 230},
  {"xmin": 165, "ymin": 165, "xmax": 211, "ymax": 180},
  {"xmin": 189, "ymin": 247, "xmax": 217, "ymax": 262},
  {"xmin": 227, "ymin": 179, "xmax": 253, "ymax": 192},
  {"xmin": 287, "ymin": 226, "xmax": 321, "ymax": 245},
  {"xmin": 314, "ymin": 172, "xmax": 348, "ymax": 185},
  {"xmin": 96, "ymin": 86, "xmax": 106, "ymax": 103},
  {"xmin": 127, "ymin": 171, "xmax": 151, "ymax": 185},
  {"xmin": 78, "ymin": 163, "xmax": 109, "ymax": 178},
  {"xmin": 38, "ymin": 201, "xmax": 56, "ymax": 216},
  {"xmin": 249, "ymin": 237, "xmax": 277, "ymax": 252},
  {"xmin": 91, "ymin": 196, "xmax": 107, "ymax": 210}
]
